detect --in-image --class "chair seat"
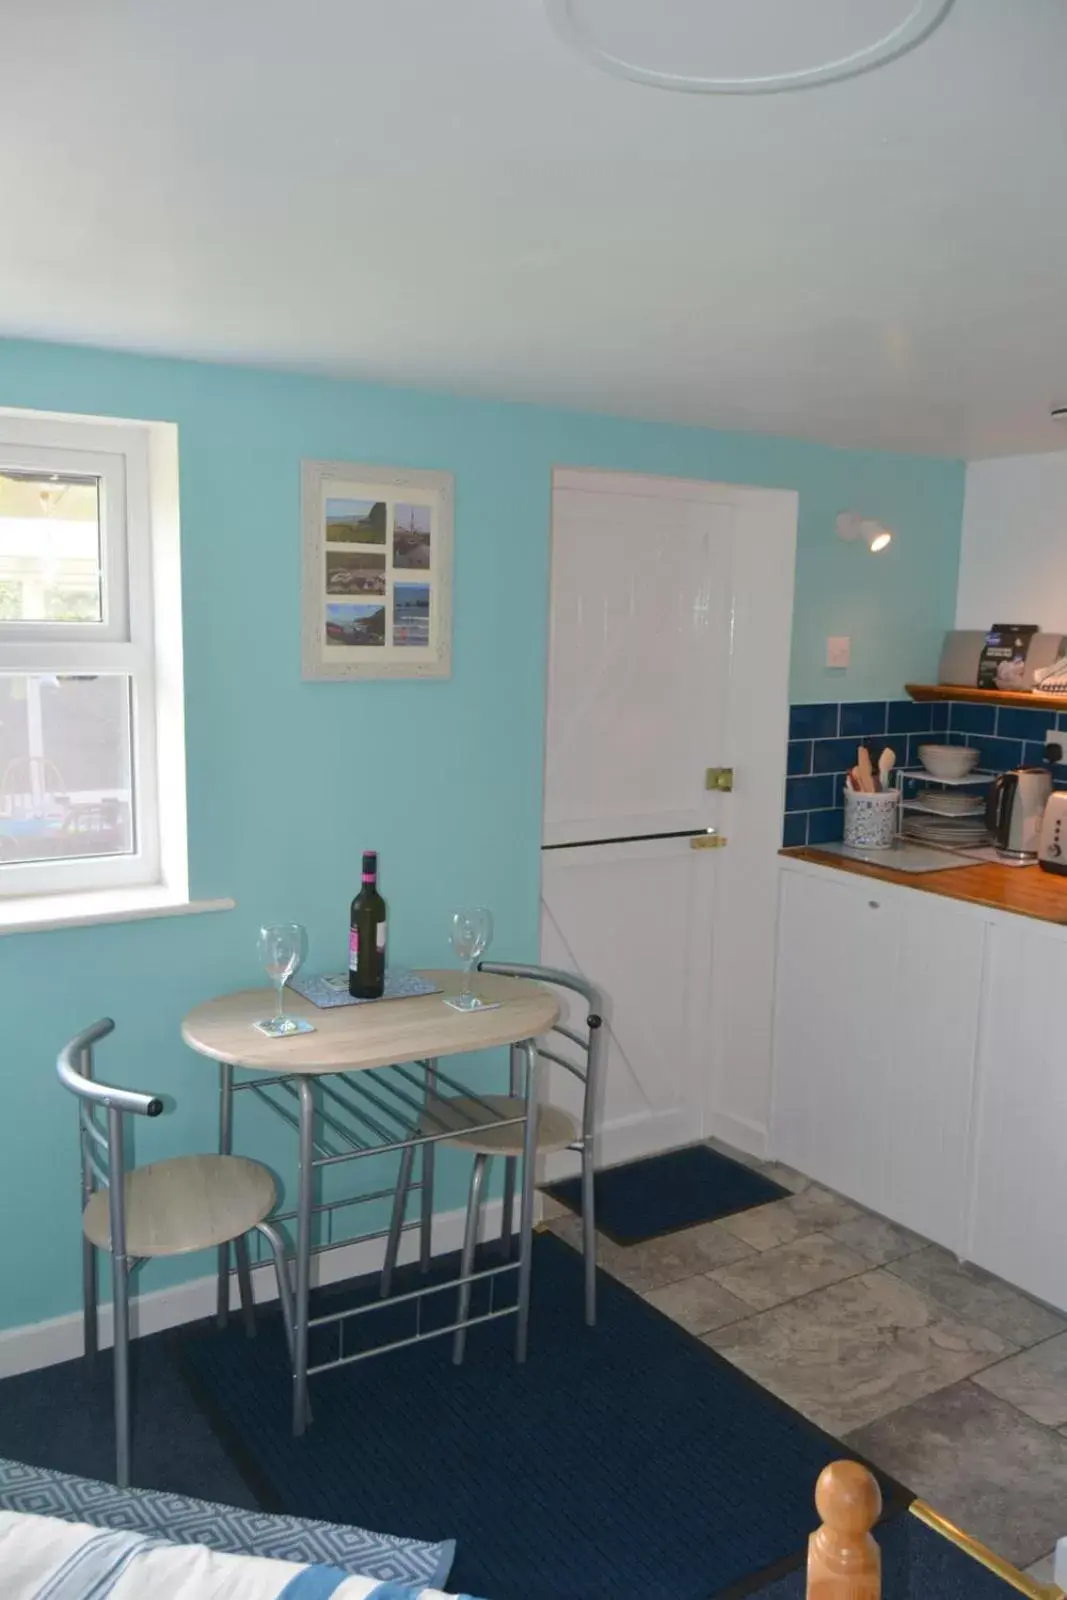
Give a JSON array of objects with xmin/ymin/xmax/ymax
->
[
  {"xmin": 82, "ymin": 1154, "xmax": 276, "ymax": 1258},
  {"xmin": 422, "ymin": 1094, "xmax": 577, "ymax": 1156}
]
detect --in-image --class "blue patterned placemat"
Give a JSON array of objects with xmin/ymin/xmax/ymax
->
[{"xmin": 289, "ymin": 968, "xmax": 441, "ymax": 1009}]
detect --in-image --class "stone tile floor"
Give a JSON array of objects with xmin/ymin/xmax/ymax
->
[{"xmin": 546, "ymin": 1143, "xmax": 1067, "ymax": 1584}]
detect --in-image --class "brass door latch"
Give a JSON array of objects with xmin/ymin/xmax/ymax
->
[
  {"xmin": 705, "ymin": 767, "xmax": 734, "ymax": 792},
  {"xmin": 690, "ymin": 832, "xmax": 727, "ymax": 850}
]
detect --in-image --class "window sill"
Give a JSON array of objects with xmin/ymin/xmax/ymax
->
[{"xmin": 0, "ymin": 888, "xmax": 236, "ymax": 935}]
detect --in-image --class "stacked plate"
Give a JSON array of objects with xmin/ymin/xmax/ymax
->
[
  {"xmin": 902, "ymin": 792, "xmax": 990, "ymax": 848},
  {"xmin": 913, "ymin": 790, "xmax": 985, "ymax": 817}
]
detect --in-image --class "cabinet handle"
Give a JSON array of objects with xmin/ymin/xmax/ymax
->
[{"xmin": 868, "ymin": 900, "xmax": 880, "ymax": 909}]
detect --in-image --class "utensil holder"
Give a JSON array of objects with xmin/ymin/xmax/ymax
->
[{"xmin": 843, "ymin": 787, "xmax": 898, "ymax": 850}]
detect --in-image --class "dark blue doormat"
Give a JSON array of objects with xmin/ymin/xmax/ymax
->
[
  {"xmin": 179, "ymin": 1231, "xmax": 910, "ymax": 1600},
  {"xmin": 543, "ymin": 1142, "xmax": 789, "ymax": 1245},
  {"xmin": 748, "ymin": 1509, "xmax": 1028, "ymax": 1600}
]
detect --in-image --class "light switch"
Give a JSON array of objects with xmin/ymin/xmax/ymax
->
[{"xmin": 826, "ymin": 636, "xmax": 851, "ymax": 669}]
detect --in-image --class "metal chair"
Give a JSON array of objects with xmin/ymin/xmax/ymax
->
[
  {"xmin": 57, "ymin": 1019, "xmax": 295, "ymax": 1488},
  {"xmin": 380, "ymin": 962, "xmax": 605, "ymax": 1355}
]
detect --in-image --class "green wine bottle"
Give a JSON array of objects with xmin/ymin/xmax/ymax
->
[{"xmin": 349, "ymin": 850, "xmax": 387, "ymax": 999}]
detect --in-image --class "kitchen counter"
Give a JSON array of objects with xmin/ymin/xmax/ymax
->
[{"xmin": 781, "ymin": 845, "xmax": 1067, "ymax": 926}]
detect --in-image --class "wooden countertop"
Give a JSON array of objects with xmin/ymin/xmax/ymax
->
[{"xmin": 781, "ymin": 847, "xmax": 1067, "ymax": 925}]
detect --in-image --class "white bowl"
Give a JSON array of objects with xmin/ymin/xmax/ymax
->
[{"xmin": 917, "ymin": 743, "xmax": 980, "ymax": 780}]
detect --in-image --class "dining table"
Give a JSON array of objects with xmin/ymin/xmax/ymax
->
[{"xmin": 180, "ymin": 968, "xmax": 560, "ymax": 1434}]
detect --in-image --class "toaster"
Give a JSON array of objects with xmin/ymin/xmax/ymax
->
[{"xmin": 1038, "ymin": 792, "xmax": 1067, "ymax": 874}]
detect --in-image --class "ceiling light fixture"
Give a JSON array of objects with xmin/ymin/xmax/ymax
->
[
  {"xmin": 545, "ymin": 0, "xmax": 956, "ymax": 95},
  {"xmin": 837, "ymin": 513, "xmax": 893, "ymax": 554}
]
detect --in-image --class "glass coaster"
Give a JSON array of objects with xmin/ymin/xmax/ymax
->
[
  {"xmin": 443, "ymin": 995, "xmax": 502, "ymax": 1014},
  {"xmin": 253, "ymin": 1015, "xmax": 316, "ymax": 1037}
]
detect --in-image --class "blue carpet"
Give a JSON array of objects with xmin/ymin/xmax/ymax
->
[
  {"xmin": 749, "ymin": 1512, "xmax": 1026, "ymax": 1599},
  {"xmin": 544, "ymin": 1143, "xmax": 789, "ymax": 1245},
  {"xmin": 180, "ymin": 1231, "xmax": 910, "ymax": 1600},
  {"xmin": 0, "ymin": 1335, "xmax": 255, "ymax": 1507}
]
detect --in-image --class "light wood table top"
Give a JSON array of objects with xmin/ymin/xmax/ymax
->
[{"xmin": 181, "ymin": 968, "xmax": 560, "ymax": 1074}]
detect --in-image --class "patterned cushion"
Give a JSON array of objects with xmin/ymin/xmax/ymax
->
[{"xmin": 0, "ymin": 1458, "xmax": 454, "ymax": 1587}]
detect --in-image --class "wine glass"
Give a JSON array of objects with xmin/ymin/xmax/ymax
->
[
  {"xmin": 255, "ymin": 922, "xmax": 314, "ymax": 1037},
  {"xmin": 447, "ymin": 906, "xmax": 494, "ymax": 1011}
]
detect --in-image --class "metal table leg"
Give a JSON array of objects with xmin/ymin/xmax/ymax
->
[
  {"xmin": 293, "ymin": 1076, "xmax": 316, "ymax": 1436},
  {"xmin": 216, "ymin": 1061, "xmax": 234, "ymax": 1326},
  {"xmin": 419, "ymin": 1059, "xmax": 437, "ymax": 1272},
  {"xmin": 500, "ymin": 1044, "xmax": 519, "ymax": 1258},
  {"xmin": 515, "ymin": 1038, "xmax": 540, "ymax": 1364}
]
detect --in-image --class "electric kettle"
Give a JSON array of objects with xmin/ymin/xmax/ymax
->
[{"xmin": 986, "ymin": 766, "xmax": 1052, "ymax": 861}]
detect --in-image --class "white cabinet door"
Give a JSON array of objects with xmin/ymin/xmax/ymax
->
[
  {"xmin": 772, "ymin": 867, "xmax": 985, "ymax": 1253},
  {"xmin": 969, "ymin": 921, "xmax": 1067, "ymax": 1310},
  {"xmin": 772, "ymin": 867, "xmax": 897, "ymax": 1204}
]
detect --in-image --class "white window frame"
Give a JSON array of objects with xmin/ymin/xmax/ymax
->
[{"xmin": 0, "ymin": 410, "xmax": 185, "ymax": 907}]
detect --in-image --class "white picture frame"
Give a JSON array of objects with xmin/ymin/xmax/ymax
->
[{"xmin": 301, "ymin": 459, "xmax": 453, "ymax": 680}]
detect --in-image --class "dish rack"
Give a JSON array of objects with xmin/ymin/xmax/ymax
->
[{"xmin": 893, "ymin": 767, "xmax": 995, "ymax": 847}]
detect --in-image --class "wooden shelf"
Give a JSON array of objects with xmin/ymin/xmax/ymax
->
[{"xmin": 905, "ymin": 683, "xmax": 1067, "ymax": 711}]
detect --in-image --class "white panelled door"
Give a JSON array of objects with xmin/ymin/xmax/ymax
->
[{"xmin": 542, "ymin": 469, "xmax": 796, "ymax": 1168}]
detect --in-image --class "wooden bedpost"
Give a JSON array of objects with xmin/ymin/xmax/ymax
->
[{"xmin": 807, "ymin": 1460, "xmax": 881, "ymax": 1599}]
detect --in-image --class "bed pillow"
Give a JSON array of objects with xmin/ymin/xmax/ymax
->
[
  {"xmin": 0, "ymin": 1458, "xmax": 454, "ymax": 1588},
  {"xmin": 0, "ymin": 1509, "xmax": 481, "ymax": 1600}
]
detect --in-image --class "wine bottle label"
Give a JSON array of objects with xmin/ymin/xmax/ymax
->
[{"xmin": 349, "ymin": 923, "xmax": 387, "ymax": 970}]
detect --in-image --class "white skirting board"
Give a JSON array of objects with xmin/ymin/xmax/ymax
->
[
  {"xmin": 0, "ymin": 1196, "xmax": 507, "ymax": 1380},
  {"xmin": 705, "ymin": 1111, "xmax": 768, "ymax": 1164}
]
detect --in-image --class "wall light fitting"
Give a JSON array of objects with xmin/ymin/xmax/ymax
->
[{"xmin": 837, "ymin": 512, "xmax": 893, "ymax": 554}]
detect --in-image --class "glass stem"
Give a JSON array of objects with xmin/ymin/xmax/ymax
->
[
  {"xmin": 275, "ymin": 979, "xmax": 285, "ymax": 1022},
  {"xmin": 463, "ymin": 960, "xmax": 474, "ymax": 1000}
]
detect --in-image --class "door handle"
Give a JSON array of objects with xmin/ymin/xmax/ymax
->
[
  {"xmin": 690, "ymin": 833, "xmax": 727, "ymax": 850},
  {"xmin": 705, "ymin": 767, "xmax": 734, "ymax": 792}
]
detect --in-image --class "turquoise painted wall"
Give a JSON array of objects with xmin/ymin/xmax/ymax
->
[{"xmin": 0, "ymin": 337, "xmax": 964, "ymax": 1332}]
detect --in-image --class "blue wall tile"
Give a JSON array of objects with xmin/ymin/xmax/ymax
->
[
  {"xmin": 974, "ymin": 736, "xmax": 1023, "ymax": 772},
  {"xmin": 807, "ymin": 808, "xmax": 845, "ymax": 845},
  {"xmin": 786, "ymin": 774, "xmax": 837, "ymax": 812},
  {"xmin": 781, "ymin": 698, "xmax": 1061, "ymax": 856},
  {"xmin": 787, "ymin": 740, "xmax": 812, "ymax": 776},
  {"xmin": 790, "ymin": 703, "xmax": 839, "ymax": 741},
  {"xmin": 812, "ymin": 737, "xmax": 860, "ymax": 775},
  {"xmin": 840, "ymin": 701, "xmax": 889, "ymax": 737},
  {"xmin": 997, "ymin": 706, "xmax": 1052, "ymax": 742},
  {"xmin": 949, "ymin": 701, "xmax": 996, "ymax": 735},
  {"xmin": 887, "ymin": 700, "xmax": 933, "ymax": 735},
  {"xmin": 782, "ymin": 812, "xmax": 808, "ymax": 847}
]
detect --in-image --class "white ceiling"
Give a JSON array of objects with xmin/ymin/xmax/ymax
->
[{"xmin": 2, "ymin": 0, "xmax": 1066, "ymax": 459}]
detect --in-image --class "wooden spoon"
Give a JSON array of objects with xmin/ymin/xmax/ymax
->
[
  {"xmin": 878, "ymin": 747, "xmax": 896, "ymax": 791},
  {"xmin": 857, "ymin": 747, "xmax": 875, "ymax": 793}
]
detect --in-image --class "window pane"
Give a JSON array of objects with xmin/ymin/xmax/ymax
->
[
  {"xmin": 0, "ymin": 675, "xmax": 133, "ymax": 865},
  {"xmin": 0, "ymin": 470, "xmax": 102, "ymax": 622}
]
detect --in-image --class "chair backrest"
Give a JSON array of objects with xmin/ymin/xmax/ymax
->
[
  {"xmin": 56, "ymin": 1020, "xmax": 164, "ymax": 1261},
  {"xmin": 477, "ymin": 962, "xmax": 605, "ymax": 1145}
]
